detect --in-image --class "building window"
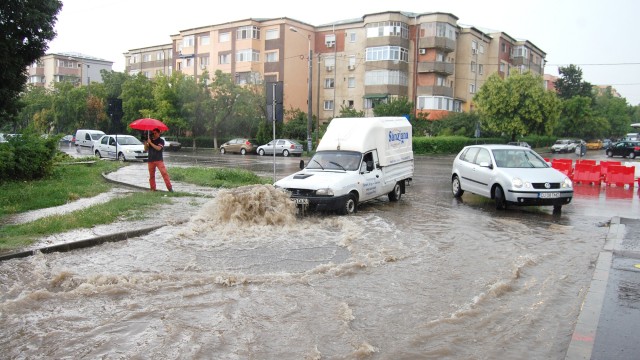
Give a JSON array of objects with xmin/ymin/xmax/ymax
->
[
  {"xmin": 324, "ymin": 56, "xmax": 335, "ymax": 68},
  {"xmin": 324, "ymin": 100, "xmax": 334, "ymax": 110},
  {"xmin": 236, "ymin": 49, "xmax": 260, "ymax": 62},
  {"xmin": 471, "ymin": 61, "xmax": 476, "ymax": 73},
  {"xmin": 325, "ymin": 34, "xmax": 335, "ymax": 47},
  {"xmin": 200, "ymin": 56, "xmax": 210, "ymax": 66},
  {"xmin": 183, "ymin": 35, "xmax": 194, "ymax": 47},
  {"xmin": 501, "ymin": 42, "xmax": 507, "ymax": 53},
  {"xmin": 347, "ymin": 100, "xmax": 354, "ymax": 108},
  {"xmin": 348, "ymin": 77, "xmax": 355, "ymax": 88},
  {"xmin": 219, "ymin": 32, "xmax": 230, "ymax": 42},
  {"xmin": 479, "ymin": 64, "xmax": 484, "ymax": 75},
  {"xmin": 349, "ymin": 32, "xmax": 356, "ymax": 42},
  {"xmin": 265, "ymin": 29, "xmax": 279, "ymax": 40},
  {"xmin": 417, "ymin": 96, "xmax": 459, "ymax": 112},
  {"xmin": 348, "ymin": 55, "xmax": 356, "ymax": 67},
  {"xmin": 365, "ymin": 70, "xmax": 408, "ymax": 86},
  {"xmin": 421, "ymin": 22, "xmax": 456, "ymax": 40},
  {"xmin": 499, "ymin": 62, "xmax": 506, "ymax": 73},
  {"xmin": 265, "ymin": 51, "xmax": 279, "ymax": 63},
  {"xmin": 436, "ymin": 76, "xmax": 447, "ymax": 86},
  {"xmin": 142, "ymin": 54, "xmax": 151, "ymax": 62},
  {"xmin": 469, "ymin": 83, "xmax": 476, "ymax": 94},
  {"xmin": 219, "ymin": 53, "xmax": 231, "ymax": 64},
  {"xmin": 324, "ymin": 78, "xmax": 334, "ymax": 89},
  {"xmin": 237, "ymin": 26, "xmax": 260, "ymax": 40},
  {"xmin": 157, "ymin": 51, "xmax": 165, "ymax": 60},
  {"xmin": 365, "ymin": 46, "xmax": 409, "ymax": 63},
  {"xmin": 366, "ymin": 21, "xmax": 409, "ymax": 39},
  {"xmin": 200, "ymin": 35, "xmax": 210, "ymax": 46},
  {"xmin": 186, "ymin": 58, "xmax": 193, "ymax": 67},
  {"xmin": 479, "ymin": 44, "xmax": 485, "ymax": 54}
]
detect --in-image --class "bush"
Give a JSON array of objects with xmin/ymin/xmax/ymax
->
[{"xmin": 0, "ymin": 131, "xmax": 59, "ymax": 183}]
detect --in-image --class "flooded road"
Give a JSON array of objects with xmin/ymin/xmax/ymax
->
[{"xmin": 1, "ymin": 146, "xmax": 639, "ymax": 358}]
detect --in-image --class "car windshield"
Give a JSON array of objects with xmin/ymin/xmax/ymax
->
[
  {"xmin": 555, "ymin": 140, "xmax": 570, "ymax": 145},
  {"xmin": 90, "ymin": 133, "xmax": 104, "ymax": 140},
  {"xmin": 492, "ymin": 149, "xmax": 549, "ymax": 168},
  {"xmin": 307, "ymin": 151, "xmax": 361, "ymax": 171},
  {"xmin": 118, "ymin": 136, "xmax": 142, "ymax": 145}
]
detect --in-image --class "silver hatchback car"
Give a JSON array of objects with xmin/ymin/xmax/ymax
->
[
  {"xmin": 257, "ymin": 139, "xmax": 303, "ymax": 157},
  {"xmin": 451, "ymin": 144, "xmax": 573, "ymax": 213}
]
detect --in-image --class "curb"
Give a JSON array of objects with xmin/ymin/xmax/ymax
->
[
  {"xmin": 0, "ymin": 225, "xmax": 165, "ymax": 262},
  {"xmin": 564, "ymin": 216, "xmax": 625, "ymax": 360}
]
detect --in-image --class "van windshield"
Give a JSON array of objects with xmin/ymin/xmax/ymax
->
[{"xmin": 307, "ymin": 151, "xmax": 362, "ymax": 171}]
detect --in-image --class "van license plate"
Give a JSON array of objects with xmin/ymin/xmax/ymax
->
[
  {"xmin": 293, "ymin": 198, "xmax": 309, "ymax": 205},
  {"xmin": 539, "ymin": 192, "xmax": 560, "ymax": 199}
]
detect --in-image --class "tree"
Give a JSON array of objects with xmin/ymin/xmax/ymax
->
[
  {"xmin": 593, "ymin": 89, "xmax": 633, "ymax": 138},
  {"xmin": 0, "ymin": 0, "xmax": 62, "ymax": 126},
  {"xmin": 207, "ymin": 70, "xmax": 243, "ymax": 148},
  {"xmin": 338, "ymin": 105, "xmax": 364, "ymax": 118},
  {"xmin": 555, "ymin": 64, "xmax": 594, "ymax": 100},
  {"xmin": 373, "ymin": 97, "xmax": 413, "ymax": 117},
  {"xmin": 121, "ymin": 73, "xmax": 155, "ymax": 125},
  {"xmin": 474, "ymin": 72, "xmax": 561, "ymax": 140}
]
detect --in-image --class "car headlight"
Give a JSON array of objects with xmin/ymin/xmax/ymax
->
[
  {"xmin": 315, "ymin": 188, "xmax": 334, "ymax": 196},
  {"xmin": 512, "ymin": 177, "xmax": 524, "ymax": 188},
  {"xmin": 562, "ymin": 177, "xmax": 573, "ymax": 188}
]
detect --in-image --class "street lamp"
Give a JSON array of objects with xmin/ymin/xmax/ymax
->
[{"xmin": 289, "ymin": 27, "xmax": 313, "ymax": 153}]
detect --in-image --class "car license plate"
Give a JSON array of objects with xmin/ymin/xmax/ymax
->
[
  {"xmin": 539, "ymin": 192, "xmax": 560, "ymax": 199},
  {"xmin": 293, "ymin": 198, "xmax": 309, "ymax": 205}
]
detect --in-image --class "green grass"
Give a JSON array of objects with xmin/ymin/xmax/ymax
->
[
  {"xmin": 0, "ymin": 191, "xmax": 171, "ymax": 250},
  {"xmin": 169, "ymin": 167, "xmax": 272, "ymax": 187}
]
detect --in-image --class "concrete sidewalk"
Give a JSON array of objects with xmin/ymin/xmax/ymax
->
[{"xmin": 565, "ymin": 216, "xmax": 640, "ymax": 360}]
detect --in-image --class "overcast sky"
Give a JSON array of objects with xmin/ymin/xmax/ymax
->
[{"xmin": 48, "ymin": 0, "xmax": 640, "ymax": 106}]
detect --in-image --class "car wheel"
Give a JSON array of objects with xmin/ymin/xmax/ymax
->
[
  {"xmin": 388, "ymin": 182, "xmax": 402, "ymax": 201},
  {"xmin": 220, "ymin": 148, "xmax": 226, "ymax": 154},
  {"xmin": 118, "ymin": 153, "xmax": 126, "ymax": 162},
  {"xmin": 258, "ymin": 149, "xmax": 265, "ymax": 156},
  {"xmin": 283, "ymin": 149, "xmax": 290, "ymax": 157},
  {"xmin": 241, "ymin": 148, "xmax": 246, "ymax": 155},
  {"xmin": 553, "ymin": 205, "xmax": 562, "ymax": 214},
  {"xmin": 606, "ymin": 149, "xmax": 613, "ymax": 157},
  {"xmin": 94, "ymin": 150, "xmax": 102, "ymax": 158},
  {"xmin": 339, "ymin": 194, "xmax": 357, "ymax": 215},
  {"xmin": 494, "ymin": 186, "xmax": 507, "ymax": 210},
  {"xmin": 452, "ymin": 175, "xmax": 464, "ymax": 197},
  {"xmin": 629, "ymin": 152, "xmax": 636, "ymax": 159}
]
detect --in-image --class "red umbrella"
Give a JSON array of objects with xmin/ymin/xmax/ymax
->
[{"xmin": 129, "ymin": 118, "xmax": 169, "ymax": 132}]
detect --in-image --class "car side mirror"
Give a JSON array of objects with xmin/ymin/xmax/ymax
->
[
  {"xmin": 479, "ymin": 161, "xmax": 493, "ymax": 169},
  {"xmin": 299, "ymin": 160, "xmax": 305, "ymax": 169}
]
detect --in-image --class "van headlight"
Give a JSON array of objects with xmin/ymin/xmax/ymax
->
[{"xmin": 315, "ymin": 188, "xmax": 334, "ymax": 196}]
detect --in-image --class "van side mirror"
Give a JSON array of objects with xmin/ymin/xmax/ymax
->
[
  {"xmin": 366, "ymin": 161, "xmax": 374, "ymax": 172},
  {"xmin": 299, "ymin": 160, "xmax": 305, "ymax": 169}
]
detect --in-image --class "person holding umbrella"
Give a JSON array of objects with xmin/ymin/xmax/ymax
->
[{"xmin": 144, "ymin": 128, "xmax": 173, "ymax": 192}]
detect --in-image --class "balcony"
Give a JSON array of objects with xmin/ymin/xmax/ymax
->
[
  {"xmin": 418, "ymin": 37, "xmax": 456, "ymax": 52},
  {"xmin": 416, "ymin": 85, "xmax": 453, "ymax": 98},
  {"xmin": 417, "ymin": 61, "xmax": 454, "ymax": 75}
]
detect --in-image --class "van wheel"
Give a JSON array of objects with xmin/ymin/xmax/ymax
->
[
  {"xmin": 339, "ymin": 194, "xmax": 357, "ymax": 215},
  {"xmin": 94, "ymin": 150, "xmax": 102, "ymax": 158},
  {"xmin": 283, "ymin": 149, "xmax": 290, "ymax": 157},
  {"xmin": 495, "ymin": 186, "xmax": 507, "ymax": 210},
  {"xmin": 388, "ymin": 182, "xmax": 402, "ymax": 201},
  {"xmin": 118, "ymin": 153, "xmax": 126, "ymax": 162},
  {"xmin": 241, "ymin": 148, "xmax": 246, "ymax": 155},
  {"xmin": 452, "ymin": 175, "xmax": 464, "ymax": 197}
]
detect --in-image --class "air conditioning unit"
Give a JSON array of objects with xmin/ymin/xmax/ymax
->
[
  {"xmin": 326, "ymin": 41, "xmax": 335, "ymax": 48},
  {"xmin": 418, "ymin": 48, "xmax": 426, "ymax": 55},
  {"xmin": 348, "ymin": 65, "xmax": 355, "ymax": 71},
  {"xmin": 472, "ymin": 49, "xmax": 478, "ymax": 55},
  {"xmin": 326, "ymin": 66, "xmax": 334, "ymax": 72}
]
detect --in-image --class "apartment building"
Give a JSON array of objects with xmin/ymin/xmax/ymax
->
[
  {"xmin": 26, "ymin": 52, "xmax": 113, "ymax": 88},
  {"xmin": 124, "ymin": 11, "xmax": 547, "ymax": 123}
]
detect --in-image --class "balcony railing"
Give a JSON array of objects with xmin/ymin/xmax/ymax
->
[
  {"xmin": 419, "ymin": 37, "xmax": 456, "ymax": 52},
  {"xmin": 416, "ymin": 85, "xmax": 453, "ymax": 98},
  {"xmin": 417, "ymin": 61, "xmax": 454, "ymax": 75}
]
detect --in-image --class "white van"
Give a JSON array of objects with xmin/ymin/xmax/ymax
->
[
  {"xmin": 75, "ymin": 129, "xmax": 105, "ymax": 151},
  {"xmin": 275, "ymin": 117, "xmax": 414, "ymax": 214}
]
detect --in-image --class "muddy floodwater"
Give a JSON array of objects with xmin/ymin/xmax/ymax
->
[{"xmin": 1, "ymin": 153, "xmax": 639, "ymax": 359}]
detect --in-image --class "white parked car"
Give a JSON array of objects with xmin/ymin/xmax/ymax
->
[
  {"xmin": 93, "ymin": 135, "xmax": 148, "ymax": 162},
  {"xmin": 550, "ymin": 139, "xmax": 577, "ymax": 153},
  {"xmin": 257, "ymin": 139, "xmax": 303, "ymax": 157},
  {"xmin": 451, "ymin": 144, "xmax": 573, "ymax": 213}
]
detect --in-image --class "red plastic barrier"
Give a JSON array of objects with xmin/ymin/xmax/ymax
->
[
  {"xmin": 605, "ymin": 165, "xmax": 635, "ymax": 187},
  {"xmin": 573, "ymin": 163, "xmax": 601, "ymax": 185},
  {"xmin": 600, "ymin": 161, "xmax": 622, "ymax": 182},
  {"xmin": 551, "ymin": 159, "xmax": 573, "ymax": 178}
]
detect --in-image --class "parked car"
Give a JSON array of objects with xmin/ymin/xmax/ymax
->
[
  {"xmin": 59, "ymin": 134, "xmax": 74, "ymax": 145},
  {"xmin": 257, "ymin": 139, "xmax": 304, "ymax": 157},
  {"xmin": 219, "ymin": 138, "xmax": 258, "ymax": 155},
  {"xmin": 161, "ymin": 136, "xmax": 182, "ymax": 151},
  {"xmin": 586, "ymin": 139, "xmax": 603, "ymax": 150},
  {"xmin": 550, "ymin": 139, "xmax": 578, "ymax": 153},
  {"xmin": 75, "ymin": 129, "xmax": 105, "ymax": 151},
  {"xmin": 93, "ymin": 134, "xmax": 148, "ymax": 161},
  {"xmin": 507, "ymin": 141, "xmax": 531, "ymax": 148},
  {"xmin": 603, "ymin": 138, "xmax": 612, "ymax": 149},
  {"xmin": 605, "ymin": 141, "xmax": 640, "ymax": 159},
  {"xmin": 451, "ymin": 144, "xmax": 573, "ymax": 213}
]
